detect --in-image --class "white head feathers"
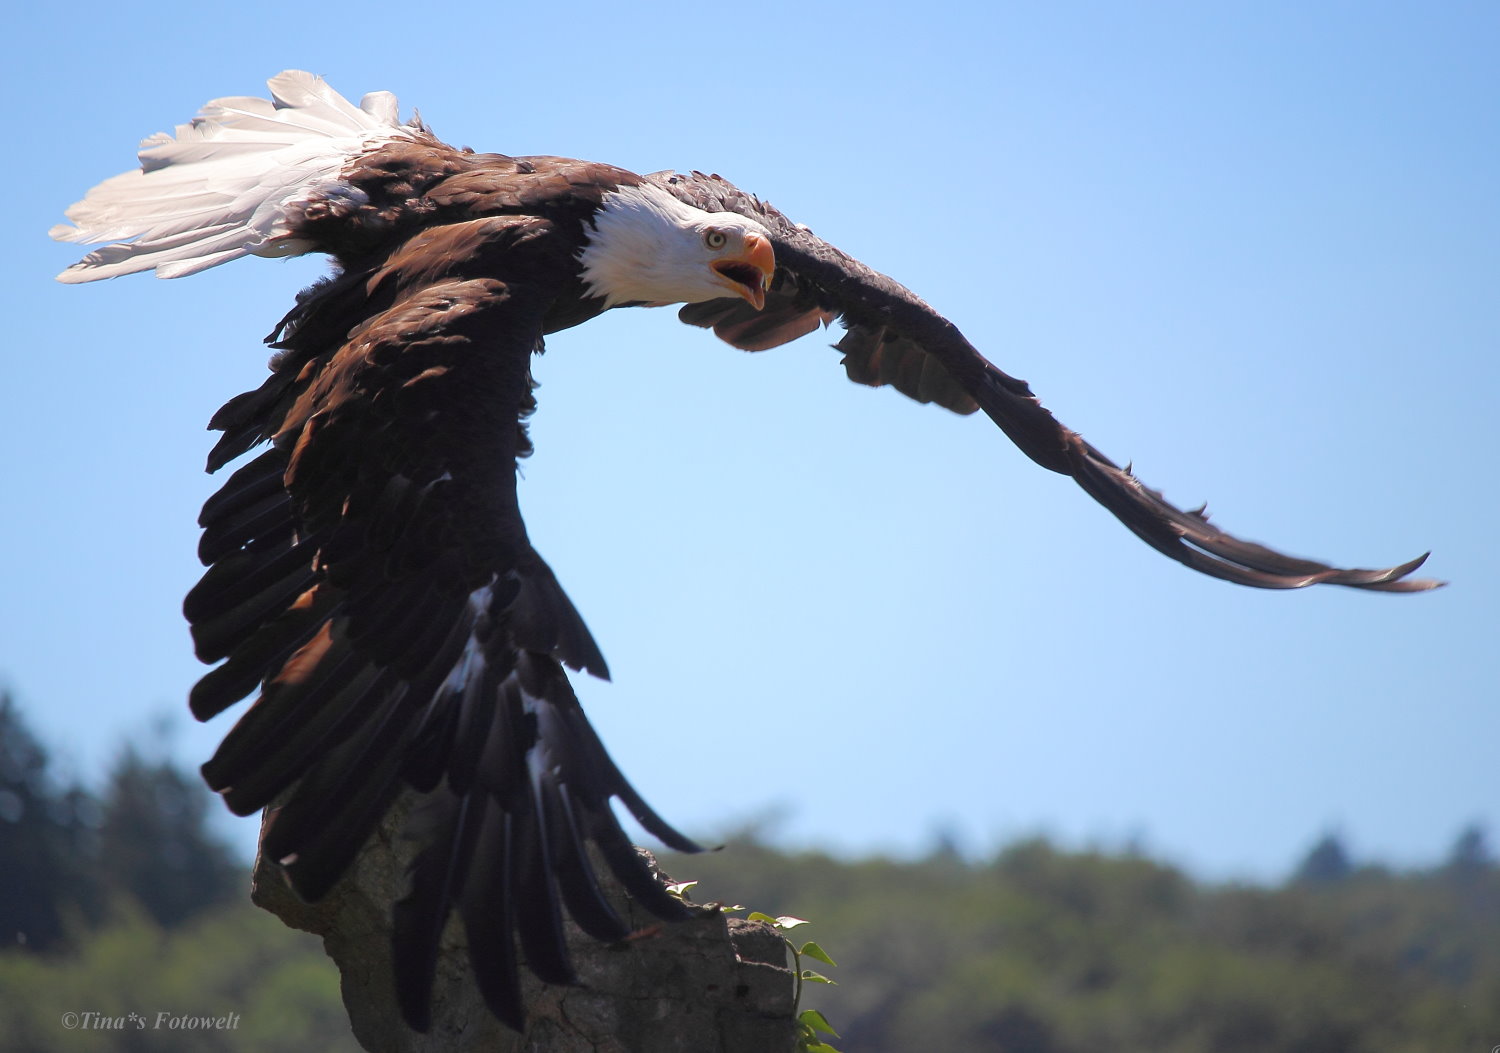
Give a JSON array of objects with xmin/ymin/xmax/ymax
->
[{"xmin": 578, "ymin": 183, "xmax": 773, "ymax": 308}]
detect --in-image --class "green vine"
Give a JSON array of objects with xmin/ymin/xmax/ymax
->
[
  {"xmin": 747, "ymin": 912, "xmax": 841, "ymax": 1052},
  {"xmin": 667, "ymin": 883, "xmax": 842, "ymax": 1052}
]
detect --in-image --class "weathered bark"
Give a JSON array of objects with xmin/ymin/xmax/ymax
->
[{"xmin": 251, "ymin": 791, "xmax": 797, "ymax": 1052}]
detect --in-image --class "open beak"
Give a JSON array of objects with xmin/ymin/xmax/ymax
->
[{"xmin": 710, "ymin": 232, "xmax": 775, "ymax": 311}]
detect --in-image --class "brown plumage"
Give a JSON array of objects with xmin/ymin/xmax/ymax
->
[{"xmin": 52, "ymin": 71, "xmax": 1440, "ymax": 1034}]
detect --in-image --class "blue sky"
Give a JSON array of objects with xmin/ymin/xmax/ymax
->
[{"xmin": 4, "ymin": 1, "xmax": 1496, "ymax": 882}]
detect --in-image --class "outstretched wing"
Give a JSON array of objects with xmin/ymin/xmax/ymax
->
[
  {"xmin": 183, "ymin": 219, "xmax": 698, "ymax": 1031},
  {"xmin": 656, "ymin": 171, "xmax": 1439, "ymax": 592}
]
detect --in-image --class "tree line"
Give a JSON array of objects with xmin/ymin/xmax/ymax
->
[{"xmin": 1, "ymin": 690, "xmax": 1494, "ymax": 1051}]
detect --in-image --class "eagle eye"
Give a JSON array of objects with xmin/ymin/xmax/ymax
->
[{"xmin": 703, "ymin": 229, "xmax": 728, "ymax": 250}]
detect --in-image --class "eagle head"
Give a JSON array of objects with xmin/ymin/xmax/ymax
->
[{"xmin": 579, "ymin": 183, "xmax": 775, "ymax": 310}]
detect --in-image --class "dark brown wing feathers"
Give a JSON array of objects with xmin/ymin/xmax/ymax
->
[
  {"xmin": 654, "ymin": 170, "xmax": 1439, "ymax": 592},
  {"xmin": 185, "ymin": 148, "xmax": 696, "ymax": 1032},
  {"xmin": 678, "ymin": 269, "xmax": 839, "ymax": 354}
]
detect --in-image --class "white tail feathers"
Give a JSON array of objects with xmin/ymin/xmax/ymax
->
[{"xmin": 51, "ymin": 71, "xmax": 414, "ymax": 284}]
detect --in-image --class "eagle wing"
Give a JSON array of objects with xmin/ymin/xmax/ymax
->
[
  {"xmin": 656, "ymin": 171, "xmax": 1439, "ymax": 592},
  {"xmin": 183, "ymin": 216, "xmax": 698, "ymax": 1031}
]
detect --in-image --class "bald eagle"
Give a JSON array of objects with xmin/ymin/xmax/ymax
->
[{"xmin": 52, "ymin": 71, "xmax": 1439, "ymax": 1031}]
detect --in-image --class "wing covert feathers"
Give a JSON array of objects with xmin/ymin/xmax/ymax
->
[{"xmin": 652, "ymin": 170, "xmax": 1441, "ymax": 592}]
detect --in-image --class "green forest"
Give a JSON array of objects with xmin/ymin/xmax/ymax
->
[{"xmin": 2, "ymin": 690, "xmax": 1495, "ymax": 1052}]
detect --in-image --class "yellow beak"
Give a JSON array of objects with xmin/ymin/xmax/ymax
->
[{"xmin": 710, "ymin": 232, "xmax": 775, "ymax": 311}]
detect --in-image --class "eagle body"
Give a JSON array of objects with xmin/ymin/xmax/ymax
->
[{"xmin": 52, "ymin": 71, "xmax": 1440, "ymax": 1033}]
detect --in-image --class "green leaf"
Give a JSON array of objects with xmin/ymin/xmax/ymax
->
[
  {"xmin": 799, "ymin": 941, "xmax": 837, "ymax": 967},
  {"xmin": 798, "ymin": 1009, "xmax": 840, "ymax": 1037},
  {"xmin": 800, "ymin": 969, "xmax": 836, "ymax": 984},
  {"xmin": 747, "ymin": 912, "xmax": 779, "ymax": 925},
  {"xmin": 802, "ymin": 1042, "xmax": 842, "ymax": 1053},
  {"xmin": 775, "ymin": 915, "xmax": 810, "ymax": 930},
  {"xmin": 664, "ymin": 880, "xmax": 697, "ymax": 898}
]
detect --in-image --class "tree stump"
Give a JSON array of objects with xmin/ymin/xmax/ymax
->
[{"xmin": 250, "ymin": 791, "xmax": 798, "ymax": 1052}]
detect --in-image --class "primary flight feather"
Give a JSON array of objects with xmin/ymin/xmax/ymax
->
[{"xmin": 52, "ymin": 70, "xmax": 1441, "ymax": 1032}]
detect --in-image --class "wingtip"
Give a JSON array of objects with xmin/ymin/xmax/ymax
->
[
  {"xmin": 1365, "ymin": 551, "xmax": 1446, "ymax": 593},
  {"xmin": 1365, "ymin": 551, "xmax": 1446, "ymax": 592}
]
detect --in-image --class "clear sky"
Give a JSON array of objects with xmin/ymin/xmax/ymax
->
[{"xmin": 4, "ymin": 1, "xmax": 1495, "ymax": 882}]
